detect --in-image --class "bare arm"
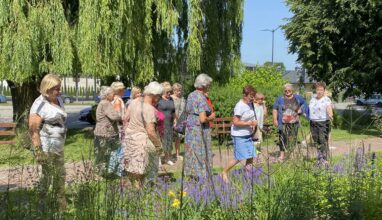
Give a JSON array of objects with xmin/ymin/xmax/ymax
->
[
  {"xmin": 113, "ymin": 98, "xmax": 122, "ymax": 113},
  {"xmin": 28, "ymin": 114, "xmax": 42, "ymax": 148},
  {"xmin": 232, "ymin": 115, "xmax": 257, "ymax": 127},
  {"xmin": 146, "ymin": 122, "xmax": 161, "ymax": 147},
  {"xmin": 272, "ymin": 109, "xmax": 278, "ymax": 127},
  {"xmin": 122, "ymin": 106, "xmax": 130, "ymax": 130},
  {"xmin": 327, "ymin": 104, "xmax": 333, "ymax": 121},
  {"xmin": 199, "ymin": 112, "xmax": 208, "ymax": 123}
]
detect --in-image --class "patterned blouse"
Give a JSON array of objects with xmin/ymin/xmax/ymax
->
[{"xmin": 94, "ymin": 100, "xmax": 121, "ymax": 137}]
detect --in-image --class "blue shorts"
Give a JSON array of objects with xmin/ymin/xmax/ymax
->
[{"xmin": 232, "ymin": 135, "xmax": 256, "ymax": 160}]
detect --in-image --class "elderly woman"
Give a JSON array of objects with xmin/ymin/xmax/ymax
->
[
  {"xmin": 221, "ymin": 85, "xmax": 257, "ymax": 183},
  {"xmin": 126, "ymin": 86, "xmax": 142, "ymax": 108},
  {"xmin": 111, "ymin": 82, "xmax": 126, "ymax": 115},
  {"xmin": 158, "ymin": 82, "xmax": 176, "ymax": 165},
  {"xmin": 111, "ymin": 82, "xmax": 125, "ymax": 139},
  {"xmin": 309, "ymin": 81, "xmax": 333, "ymax": 161},
  {"xmin": 171, "ymin": 83, "xmax": 186, "ymax": 160},
  {"xmin": 123, "ymin": 82, "xmax": 163, "ymax": 189},
  {"xmin": 94, "ymin": 86, "xmax": 121, "ymax": 177},
  {"xmin": 184, "ymin": 73, "xmax": 215, "ymax": 178},
  {"xmin": 273, "ymin": 83, "xmax": 308, "ymax": 161},
  {"xmin": 29, "ymin": 73, "xmax": 67, "ymax": 210}
]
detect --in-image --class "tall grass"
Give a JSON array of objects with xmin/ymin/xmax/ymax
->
[{"xmin": 1, "ymin": 142, "xmax": 381, "ymax": 219}]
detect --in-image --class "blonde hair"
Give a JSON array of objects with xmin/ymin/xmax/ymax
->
[
  {"xmin": 162, "ymin": 82, "xmax": 172, "ymax": 94},
  {"xmin": 111, "ymin": 82, "xmax": 125, "ymax": 92},
  {"xmin": 256, "ymin": 92, "xmax": 265, "ymax": 99},
  {"xmin": 161, "ymin": 81, "xmax": 171, "ymax": 87},
  {"xmin": 172, "ymin": 83, "xmax": 182, "ymax": 91},
  {"xmin": 130, "ymin": 86, "xmax": 142, "ymax": 99},
  {"xmin": 39, "ymin": 73, "xmax": 61, "ymax": 96}
]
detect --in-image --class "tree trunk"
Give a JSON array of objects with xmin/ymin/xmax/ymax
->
[{"xmin": 7, "ymin": 80, "xmax": 41, "ymax": 126}]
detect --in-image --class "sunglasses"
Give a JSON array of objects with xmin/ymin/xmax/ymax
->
[{"xmin": 284, "ymin": 90, "xmax": 292, "ymax": 92}]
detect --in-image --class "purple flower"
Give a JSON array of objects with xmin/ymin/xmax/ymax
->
[{"xmin": 332, "ymin": 163, "xmax": 345, "ymax": 174}]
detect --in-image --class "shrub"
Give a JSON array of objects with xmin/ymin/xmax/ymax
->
[
  {"xmin": 209, "ymin": 65, "xmax": 287, "ymax": 118},
  {"xmin": 208, "ymin": 85, "xmax": 241, "ymax": 117},
  {"xmin": 229, "ymin": 65, "xmax": 287, "ymax": 111}
]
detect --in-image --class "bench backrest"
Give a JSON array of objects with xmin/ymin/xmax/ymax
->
[
  {"xmin": 0, "ymin": 122, "xmax": 17, "ymax": 145},
  {"xmin": 211, "ymin": 117, "xmax": 233, "ymax": 136}
]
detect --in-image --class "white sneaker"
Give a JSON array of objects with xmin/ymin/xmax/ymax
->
[
  {"xmin": 329, "ymin": 146, "xmax": 336, "ymax": 150},
  {"xmin": 177, "ymin": 155, "xmax": 183, "ymax": 160},
  {"xmin": 167, "ymin": 160, "xmax": 175, "ymax": 166}
]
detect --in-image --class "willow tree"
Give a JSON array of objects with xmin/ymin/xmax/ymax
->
[
  {"xmin": 200, "ymin": 0, "xmax": 244, "ymax": 83},
  {"xmin": 77, "ymin": 0, "xmax": 179, "ymax": 85},
  {"xmin": 0, "ymin": 1, "xmax": 73, "ymax": 122},
  {"xmin": 0, "ymin": 0, "xmax": 245, "ymax": 123}
]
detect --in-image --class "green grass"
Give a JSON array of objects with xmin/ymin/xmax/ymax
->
[
  {"xmin": 330, "ymin": 127, "xmax": 380, "ymax": 140},
  {"xmin": 64, "ymin": 129, "xmax": 94, "ymax": 162},
  {"xmin": 0, "ymin": 123, "xmax": 380, "ymax": 168},
  {"xmin": 0, "ymin": 129, "xmax": 94, "ymax": 168}
]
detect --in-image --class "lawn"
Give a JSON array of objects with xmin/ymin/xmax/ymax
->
[
  {"xmin": 0, "ymin": 123, "xmax": 380, "ymax": 167},
  {"xmin": 0, "ymin": 129, "xmax": 93, "ymax": 167}
]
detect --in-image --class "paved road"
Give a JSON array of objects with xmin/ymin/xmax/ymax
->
[
  {"xmin": 334, "ymin": 102, "xmax": 382, "ymax": 116},
  {"xmin": 0, "ymin": 104, "xmax": 94, "ymax": 129},
  {"xmin": 0, "ymin": 102, "xmax": 380, "ymax": 129}
]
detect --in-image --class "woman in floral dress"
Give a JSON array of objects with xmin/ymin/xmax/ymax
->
[{"xmin": 184, "ymin": 74, "xmax": 215, "ymax": 178}]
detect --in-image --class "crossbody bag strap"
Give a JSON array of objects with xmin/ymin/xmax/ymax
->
[
  {"xmin": 141, "ymin": 99, "xmax": 147, "ymax": 128},
  {"xmin": 250, "ymin": 102, "xmax": 257, "ymax": 121}
]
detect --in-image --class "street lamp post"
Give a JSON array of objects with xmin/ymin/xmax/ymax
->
[{"xmin": 261, "ymin": 26, "xmax": 280, "ymax": 64}]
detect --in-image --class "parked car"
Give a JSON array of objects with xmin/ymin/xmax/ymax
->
[
  {"xmin": 0, "ymin": 95, "xmax": 7, "ymax": 103},
  {"xmin": 61, "ymin": 94, "xmax": 75, "ymax": 104},
  {"xmin": 79, "ymin": 88, "xmax": 131, "ymax": 124},
  {"xmin": 355, "ymin": 94, "xmax": 382, "ymax": 106},
  {"xmin": 79, "ymin": 105, "xmax": 96, "ymax": 124},
  {"xmin": 95, "ymin": 88, "xmax": 131, "ymax": 103}
]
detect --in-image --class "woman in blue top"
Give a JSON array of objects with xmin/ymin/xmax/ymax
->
[
  {"xmin": 272, "ymin": 83, "xmax": 308, "ymax": 161},
  {"xmin": 221, "ymin": 85, "xmax": 257, "ymax": 183}
]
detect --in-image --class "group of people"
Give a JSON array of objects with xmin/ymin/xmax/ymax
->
[
  {"xmin": 28, "ymin": 72, "xmax": 333, "ymax": 210},
  {"xmin": 221, "ymin": 82, "xmax": 333, "ymax": 182},
  {"xmin": 93, "ymin": 81, "xmax": 188, "ymax": 188}
]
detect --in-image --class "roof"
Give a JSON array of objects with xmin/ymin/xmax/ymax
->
[{"xmin": 282, "ymin": 70, "xmax": 315, "ymax": 84}]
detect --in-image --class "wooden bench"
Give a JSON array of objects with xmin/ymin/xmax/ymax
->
[
  {"xmin": 0, "ymin": 122, "xmax": 17, "ymax": 145},
  {"xmin": 212, "ymin": 117, "xmax": 233, "ymax": 145}
]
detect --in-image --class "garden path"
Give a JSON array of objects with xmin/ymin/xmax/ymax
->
[{"xmin": 1, "ymin": 137, "xmax": 381, "ymax": 191}]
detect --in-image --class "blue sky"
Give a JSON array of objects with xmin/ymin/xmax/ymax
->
[{"xmin": 241, "ymin": 0, "xmax": 298, "ymax": 70}]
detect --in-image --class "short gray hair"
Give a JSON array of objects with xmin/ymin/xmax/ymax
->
[
  {"xmin": 194, "ymin": 73, "xmax": 213, "ymax": 88},
  {"xmin": 144, "ymin": 81, "xmax": 164, "ymax": 96},
  {"xmin": 283, "ymin": 83, "xmax": 294, "ymax": 91},
  {"xmin": 99, "ymin": 86, "xmax": 114, "ymax": 99}
]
